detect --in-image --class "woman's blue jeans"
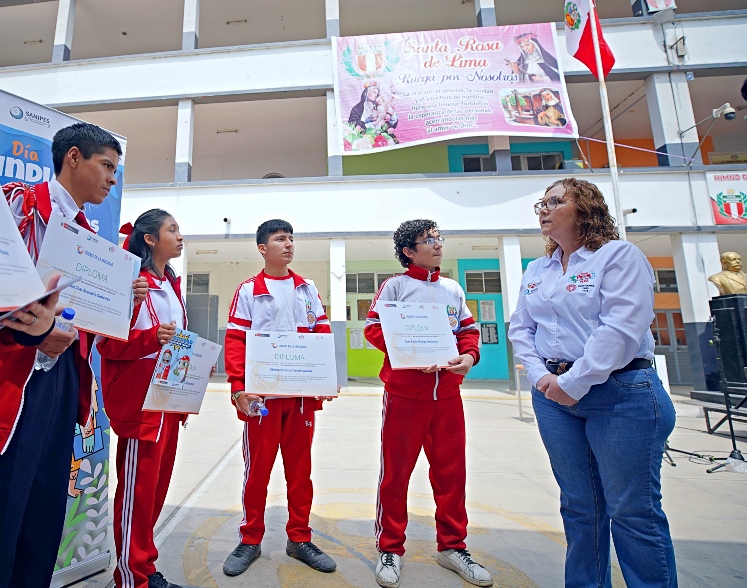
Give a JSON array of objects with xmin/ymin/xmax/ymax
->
[{"xmin": 532, "ymin": 368, "xmax": 677, "ymax": 588}]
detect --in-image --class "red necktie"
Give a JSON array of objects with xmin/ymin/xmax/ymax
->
[{"xmin": 74, "ymin": 211, "xmax": 93, "ymax": 232}]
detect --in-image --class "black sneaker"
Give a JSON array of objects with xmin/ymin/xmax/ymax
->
[
  {"xmin": 222, "ymin": 542, "xmax": 261, "ymax": 577},
  {"xmin": 147, "ymin": 571, "xmax": 182, "ymax": 588},
  {"xmin": 286, "ymin": 539, "xmax": 337, "ymax": 573}
]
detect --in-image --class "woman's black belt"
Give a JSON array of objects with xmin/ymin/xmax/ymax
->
[{"xmin": 543, "ymin": 358, "xmax": 653, "ymax": 376}]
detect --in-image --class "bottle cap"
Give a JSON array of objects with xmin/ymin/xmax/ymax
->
[
  {"xmin": 259, "ymin": 407, "xmax": 269, "ymax": 417},
  {"xmin": 61, "ymin": 308, "xmax": 76, "ymax": 320}
]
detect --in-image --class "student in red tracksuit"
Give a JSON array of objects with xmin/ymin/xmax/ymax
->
[
  {"xmin": 0, "ymin": 123, "xmax": 148, "ymax": 588},
  {"xmin": 222, "ymin": 219, "xmax": 337, "ymax": 577},
  {"xmin": 364, "ymin": 220, "xmax": 493, "ymax": 588},
  {"xmin": 98, "ymin": 209, "xmax": 194, "ymax": 588}
]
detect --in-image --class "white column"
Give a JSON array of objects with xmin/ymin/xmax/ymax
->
[
  {"xmin": 326, "ymin": 90, "xmax": 343, "ymax": 177},
  {"xmin": 325, "ymin": 0, "xmax": 340, "ymax": 39},
  {"xmin": 498, "ymin": 236, "xmax": 523, "ymax": 387},
  {"xmin": 645, "ymin": 72, "xmax": 700, "ymax": 166},
  {"xmin": 329, "ymin": 239, "xmax": 347, "ymax": 386},
  {"xmin": 52, "ymin": 0, "xmax": 76, "ymax": 63},
  {"xmin": 182, "ymin": 0, "xmax": 200, "ymax": 50},
  {"xmin": 671, "ymin": 233, "xmax": 722, "ymax": 391},
  {"xmin": 175, "ymin": 99, "xmax": 195, "ymax": 183},
  {"xmin": 498, "ymin": 236, "xmax": 522, "ymax": 321},
  {"xmin": 474, "ymin": 0, "xmax": 496, "ymax": 27}
]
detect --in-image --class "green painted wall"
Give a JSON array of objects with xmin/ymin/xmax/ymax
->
[
  {"xmin": 343, "ymin": 144, "xmax": 449, "ymax": 175},
  {"xmin": 447, "ymin": 141, "xmax": 575, "ymax": 172}
]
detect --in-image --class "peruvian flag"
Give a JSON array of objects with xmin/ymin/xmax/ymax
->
[{"xmin": 564, "ymin": 0, "xmax": 615, "ymax": 79}]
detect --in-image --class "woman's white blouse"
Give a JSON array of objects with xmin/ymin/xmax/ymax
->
[{"xmin": 507, "ymin": 240, "xmax": 656, "ymax": 400}]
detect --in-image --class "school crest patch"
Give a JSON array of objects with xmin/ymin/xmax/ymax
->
[
  {"xmin": 447, "ymin": 305, "xmax": 458, "ymax": 331},
  {"xmin": 305, "ymin": 299, "xmax": 317, "ymax": 329}
]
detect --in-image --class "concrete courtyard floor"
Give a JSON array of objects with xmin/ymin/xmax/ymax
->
[{"xmin": 77, "ymin": 380, "xmax": 747, "ymax": 588}]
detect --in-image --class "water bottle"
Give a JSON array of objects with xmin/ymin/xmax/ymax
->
[
  {"xmin": 34, "ymin": 308, "xmax": 76, "ymax": 372},
  {"xmin": 247, "ymin": 399, "xmax": 269, "ymax": 417}
]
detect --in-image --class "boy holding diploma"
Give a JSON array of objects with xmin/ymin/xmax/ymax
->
[
  {"xmin": 364, "ymin": 219, "xmax": 492, "ymax": 588},
  {"xmin": 0, "ymin": 123, "xmax": 147, "ymax": 588},
  {"xmin": 222, "ymin": 219, "xmax": 337, "ymax": 578}
]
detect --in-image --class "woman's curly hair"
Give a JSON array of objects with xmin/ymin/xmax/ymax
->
[
  {"xmin": 393, "ymin": 219, "xmax": 439, "ymax": 268},
  {"xmin": 543, "ymin": 178, "xmax": 619, "ymax": 257}
]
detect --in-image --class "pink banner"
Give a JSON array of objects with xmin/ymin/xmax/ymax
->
[{"xmin": 333, "ymin": 24, "xmax": 578, "ymax": 155}]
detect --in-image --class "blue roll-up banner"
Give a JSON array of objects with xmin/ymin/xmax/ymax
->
[{"xmin": 0, "ymin": 89, "xmax": 127, "ymax": 587}]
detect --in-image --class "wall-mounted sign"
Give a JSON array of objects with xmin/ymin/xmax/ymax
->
[
  {"xmin": 480, "ymin": 299, "xmax": 497, "ymax": 322},
  {"xmin": 706, "ymin": 172, "xmax": 747, "ymax": 225},
  {"xmin": 481, "ymin": 322, "xmax": 499, "ymax": 344}
]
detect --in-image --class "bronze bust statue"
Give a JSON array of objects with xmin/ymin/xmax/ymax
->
[{"xmin": 708, "ymin": 252, "xmax": 747, "ymax": 296}]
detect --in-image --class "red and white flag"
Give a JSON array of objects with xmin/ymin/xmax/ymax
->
[{"xmin": 564, "ymin": 0, "xmax": 615, "ymax": 79}]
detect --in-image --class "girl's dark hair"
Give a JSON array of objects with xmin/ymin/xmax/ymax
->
[
  {"xmin": 126, "ymin": 209, "xmax": 177, "ymax": 279},
  {"xmin": 393, "ymin": 219, "xmax": 439, "ymax": 268},
  {"xmin": 543, "ymin": 178, "xmax": 619, "ymax": 257}
]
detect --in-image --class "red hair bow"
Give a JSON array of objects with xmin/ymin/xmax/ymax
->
[{"xmin": 120, "ymin": 222, "xmax": 134, "ymax": 250}]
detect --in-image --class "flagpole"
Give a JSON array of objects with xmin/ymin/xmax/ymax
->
[{"xmin": 588, "ymin": 1, "xmax": 626, "ymax": 240}]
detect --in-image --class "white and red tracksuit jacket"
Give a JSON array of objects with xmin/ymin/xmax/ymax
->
[
  {"xmin": 97, "ymin": 271, "xmax": 188, "ymax": 441},
  {"xmin": 225, "ymin": 269, "xmax": 330, "ymax": 418},
  {"xmin": 364, "ymin": 264, "xmax": 480, "ymax": 399},
  {"xmin": 0, "ymin": 182, "xmax": 93, "ymax": 454}
]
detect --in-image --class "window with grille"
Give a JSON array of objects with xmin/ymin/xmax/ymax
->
[
  {"xmin": 465, "ymin": 271, "xmax": 501, "ymax": 293},
  {"xmin": 186, "ymin": 273, "xmax": 209, "ymax": 294},
  {"xmin": 654, "ymin": 269, "xmax": 678, "ymax": 293}
]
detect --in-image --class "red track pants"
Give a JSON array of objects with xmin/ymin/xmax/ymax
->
[
  {"xmin": 113, "ymin": 414, "xmax": 180, "ymax": 588},
  {"xmin": 239, "ymin": 397, "xmax": 315, "ymax": 544},
  {"xmin": 375, "ymin": 392, "xmax": 468, "ymax": 556}
]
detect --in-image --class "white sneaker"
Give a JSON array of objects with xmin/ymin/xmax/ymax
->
[
  {"xmin": 375, "ymin": 552, "xmax": 401, "ymax": 588},
  {"xmin": 437, "ymin": 549, "xmax": 493, "ymax": 587}
]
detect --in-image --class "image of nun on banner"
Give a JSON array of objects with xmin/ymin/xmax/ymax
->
[{"xmin": 509, "ymin": 31, "xmax": 560, "ymax": 83}]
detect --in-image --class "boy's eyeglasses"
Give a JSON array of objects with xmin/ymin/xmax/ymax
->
[
  {"xmin": 534, "ymin": 196, "xmax": 572, "ymax": 215},
  {"xmin": 413, "ymin": 236, "xmax": 446, "ymax": 247}
]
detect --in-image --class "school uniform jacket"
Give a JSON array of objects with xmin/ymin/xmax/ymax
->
[
  {"xmin": 225, "ymin": 269, "xmax": 330, "ymax": 421},
  {"xmin": 364, "ymin": 264, "xmax": 480, "ymax": 400},
  {"xmin": 0, "ymin": 181, "xmax": 93, "ymax": 455},
  {"xmin": 97, "ymin": 271, "xmax": 188, "ymax": 442}
]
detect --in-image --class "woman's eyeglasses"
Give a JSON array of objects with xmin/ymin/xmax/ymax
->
[
  {"xmin": 534, "ymin": 196, "xmax": 572, "ymax": 215},
  {"xmin": 413, "ymin": 236, "xmax": 446, "ymax": 247}
]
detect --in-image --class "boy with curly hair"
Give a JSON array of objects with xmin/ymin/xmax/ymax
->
[{"xmin": 364, "ymin": 220, "xmax": 492, "ymax": 588}]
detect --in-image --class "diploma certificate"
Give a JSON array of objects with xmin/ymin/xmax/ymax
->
[
  {"xmin": 0, "ymin": 196, "xmax": 46, "ymax": 310},
  {"xmin": 36, "ymin": 212, "xmax": 141, "ymax": 340},
  {"xmin": 376, "ymin": 301, "xmax": 459, "ymax": 369},
  {"xmin": 143, "ymin": 337, "xmax": 222, "ymax": 414},
  {"xmin": 245, "ymin": 332, "xmax": 338, "ymax": 397}
]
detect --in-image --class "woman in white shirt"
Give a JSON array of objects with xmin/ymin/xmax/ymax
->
[{"xmin": 508, "ymin": 178, "xmax": 677, "ymax": 588}]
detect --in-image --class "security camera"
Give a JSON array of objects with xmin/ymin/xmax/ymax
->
[
  {"xmin": 623, "ymin": 208, "xmax": 638, "ymax": 215},
  {"xmin": 223, "ymin": 217, "xmax": 232, "ymax": 224},
  {"xmin": 712, "ymin": 103, "xmax": 736, "ymax": 120}
]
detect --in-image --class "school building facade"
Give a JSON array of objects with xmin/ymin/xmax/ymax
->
[{"xmin": 1, "ymin": 0, "xmax": 746, "ymax": 392}]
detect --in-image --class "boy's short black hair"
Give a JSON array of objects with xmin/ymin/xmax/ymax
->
[
  {"xmin": 393, "ymin": 219, "xmax": 439, "ymax": 268},
  {"xmin": 52, "ymin": 122, "xmax": 122, "ymax": 175},
  {"xmin": 256, "ymin": 219, "xmax": 293, "ymax": 245}
]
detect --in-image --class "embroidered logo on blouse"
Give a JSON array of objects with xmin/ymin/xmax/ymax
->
[
  {"xmin": 524, "ymin": 281, "xmax": 541, "ymax": 296},
  {"xmin": 568, "ymin": 271, "xmax": 595, "ymax": 284},
  {"xmin": 567, "ymin": 272, "xmax": 596, "ymax": 293}
]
